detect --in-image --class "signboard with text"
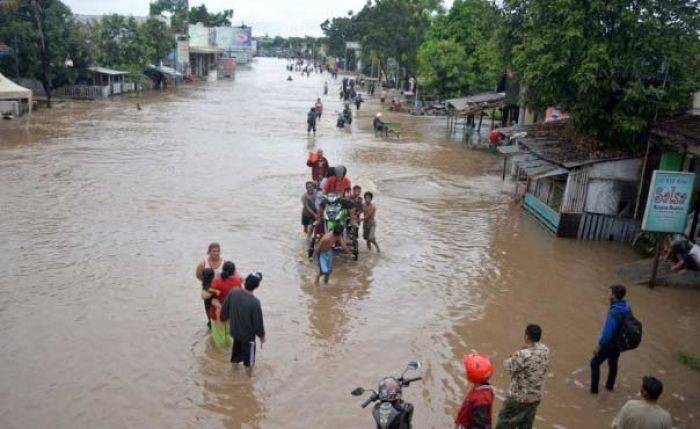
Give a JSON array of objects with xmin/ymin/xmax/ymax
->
[{"xmin": 642, "ymin": 170, "xmax": 695, "ymax": 233}]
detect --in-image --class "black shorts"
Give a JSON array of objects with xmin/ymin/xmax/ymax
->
[
  {"xmin": 682, "ymin": 253, "xmax": 700, "ymax": 270},
  {"xmin": 231, "ymin": 338, "xmax": 257, "ymax": 367},
  {"xmin": 302, "ymin": 213, "xmax": 315, "ymax": 226}
]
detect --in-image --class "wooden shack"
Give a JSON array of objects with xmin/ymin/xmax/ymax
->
[{"xmin": 505, "ymin": 137, "xmax": 643, "ymax": 240}]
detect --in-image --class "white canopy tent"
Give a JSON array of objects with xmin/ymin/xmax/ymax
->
[{"xmin": 0, "ymin": 71, "xmax": 32, "ymax": 114}]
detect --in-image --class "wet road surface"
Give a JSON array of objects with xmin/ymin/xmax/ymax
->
[{"xmin": 0, "ymin": 58, "xmax": 699, "ymax": 428}]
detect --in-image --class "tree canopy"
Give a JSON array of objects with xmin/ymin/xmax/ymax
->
[
  {"xmin": 417, "ymin": 0, "xmax": 503, "ymax": 97},
  {"xmin": 0, "ymin": 0, "xmax": 174, "ymax": 101},
  {"xmin": 319, "ymin": 0, "xmax": 699, "ymax": 147},
  {"xmin": 513, "ymin": 0, "xmax": 700, "ymax": 147}
]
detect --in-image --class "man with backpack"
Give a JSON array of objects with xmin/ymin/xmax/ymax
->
[{"xmin": 591, "ymin": 284, "xmax": 642, "ymax": 394}]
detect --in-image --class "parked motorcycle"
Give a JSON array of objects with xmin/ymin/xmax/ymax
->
[{"xmin": 351, "ymin": 361, "xmax": 422, "ymax": 429}]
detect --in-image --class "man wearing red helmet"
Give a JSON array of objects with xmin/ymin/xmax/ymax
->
[{"xmin": 455, "ymin": 353, "xmax": 494, "ymax": 429}]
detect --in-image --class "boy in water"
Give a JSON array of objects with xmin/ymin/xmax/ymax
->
[
  {"xmin": 313, "ymin": 227, "xmax": 350, "ymax": 284},
  {"xmin": 349, "ymin": 185, "xmax": 363, "ymax": 224},
  {"xmin": 362, "ymin": 191, "xmax": 380, "ymax": 252},
  {"xmin": 301, "ymin": 181, "xmax": 317, "ymax": 235}
]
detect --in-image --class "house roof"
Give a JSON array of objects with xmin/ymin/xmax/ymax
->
[
  {"xmin": 650, "ymin": 114, "xmax": 700, "ymax": 154},
  {"xmin": 519, "ymin": 137, "xmax": 639, "ymax": 168},
  {"xmin": 88, "ymin": 66, "xmax": 129, "ymax": 76},
  {"xmin": 145, "ymin": 64, "xmax": 182, "ymax": 77},
  {"xmin": 446, "ymin": 92, "xmax": 505, "ymax": 114}
]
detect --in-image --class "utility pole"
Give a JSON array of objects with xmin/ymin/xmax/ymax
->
[{"xmin": 13, "ymin": 33, "xmax": 20, "ymax": 78}]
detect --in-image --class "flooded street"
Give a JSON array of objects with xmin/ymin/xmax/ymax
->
[{"xmin": 1, "ymin": 58, "xmax": 698, "ymax": 428}]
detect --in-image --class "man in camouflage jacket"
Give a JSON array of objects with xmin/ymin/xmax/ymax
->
[{"xmin": 495, "ymin": 324, "xmax": 550, "ymax": 429}]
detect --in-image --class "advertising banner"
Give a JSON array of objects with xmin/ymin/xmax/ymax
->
[
  {"xmin": 642, "ymin": 170, "xmax": 695, "ymax": 233},
  {"xmin": 215, "ymin": 26, "xmax": 252, "ymax": 50}
]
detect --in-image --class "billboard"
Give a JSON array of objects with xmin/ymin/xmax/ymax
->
[
  {"xmin": 214, "ymin": 26, "xmax": 252, "ymax": 50},
  {"xmin": 642, "ymin": 170, "xmax": 695, "ymax": 233}
]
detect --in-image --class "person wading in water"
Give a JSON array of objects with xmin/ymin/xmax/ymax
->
[
  {"xmin": 196, "ymin": 242, "xmax": 224, "ymax": 280},
  {"xmin": 195, "ymin": 243, "xmax": 224, "ymax": 327}
]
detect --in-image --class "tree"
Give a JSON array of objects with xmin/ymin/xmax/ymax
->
[
  {"xmin": 417, "ymin": 0, "xmax": 504, "ymax": 97},
  {"xmin": 149, "ymin": 0, "xmax": 188, "ymax": 32},
  {"xmin": 514, "ymin": 0, "xmax": 700, "ymax": 148},
  {"xmin": 354, "ymin": 0, "xmax": 441, "ymax": 83},
  {"xmin": 320, "ymin": 16, "xmax": 356, "ymax": 59},
  {"xmin": 188, "ymin": 4, "xmax": 233, "ymax": 27},
  {"xmin": 0, "ymin": 0, "xmax": 79, "ymax": 106},
  {"xmin": 417, "ymin": 39, "xmax": 472, "ymax": 97}
]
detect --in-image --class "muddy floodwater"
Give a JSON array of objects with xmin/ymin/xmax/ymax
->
[{"xmin": 0, "ymin": 58, "xmax": 698, "ymax": 428}]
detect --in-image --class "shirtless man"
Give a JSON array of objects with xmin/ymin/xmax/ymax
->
[{"xmin": 313, "ymin": 227, "xmax": 350, "ymax": 284}]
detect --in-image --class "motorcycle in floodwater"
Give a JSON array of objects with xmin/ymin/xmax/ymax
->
[
  {"xmin": 343, "ymin": 104, "xmax": 353, "ymax": 125},
  {"xmin": 351, "ymin": 361, "xmax": 423, "ymax": 429},
  {"xmin": 336, "ymin": 111, "xmax": 346, "ymax": 128},
  {"xmin": 307, "ymin": 193, "xmax": 359, "ymax": 260}
]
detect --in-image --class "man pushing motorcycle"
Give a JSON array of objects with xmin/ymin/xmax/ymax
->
[{"xmin": 313, "ymin": 226, "xmax": 351, "ymax": 284}]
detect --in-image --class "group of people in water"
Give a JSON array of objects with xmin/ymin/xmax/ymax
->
[
  {"xmin": 191, "ymin": 61, "xmax": 678, "ymax": 427},
  {"xmin": 305, "ymin": 150, "xmax": 380, "ymax": 283},
  {"xmin": 195, "ymin": 243, "xmax": 266, "ymax": 373}
]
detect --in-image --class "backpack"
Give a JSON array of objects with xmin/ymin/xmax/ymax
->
[{"xmin": 615, "ymin": 311, "xmax": 643, "ymax": 351}]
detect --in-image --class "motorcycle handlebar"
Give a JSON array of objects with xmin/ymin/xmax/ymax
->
[
  {"xmin": 402, "ymin": 376, "xmax": 422, "ymax": 386},
  {"xmin": 361, "ymin": 394, "xmax": 377, "ymax": 408}
]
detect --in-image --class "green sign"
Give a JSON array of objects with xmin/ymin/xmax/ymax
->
[{"xmin": 642, "ymin": 170, "xmax": 695, "ymax": 233}]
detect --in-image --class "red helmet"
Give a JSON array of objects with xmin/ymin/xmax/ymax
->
[{"xmin": 462, "ymin": 353, "xmax": 493, "ymax": 384}]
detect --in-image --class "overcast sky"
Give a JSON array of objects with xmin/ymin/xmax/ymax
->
[{"xmin": 63, "ymin": 1, "xmax": 453, "ymax": 37}]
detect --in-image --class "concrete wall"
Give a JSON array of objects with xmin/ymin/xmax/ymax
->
[{"xmin": 587, "ymin": 158, "xmax": 642, "ymax": 181}]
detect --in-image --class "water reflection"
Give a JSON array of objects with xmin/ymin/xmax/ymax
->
[
  {"xmin": 193, "ymin": 337, "xmax": 266, "ymax": 428},
  {"xmin": 300, "ymin": 251, "xmax": 375, "ymax": 343}
]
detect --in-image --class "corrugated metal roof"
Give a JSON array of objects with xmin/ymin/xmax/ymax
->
[
  {"xmin": 88, "ymin": 66, "xmax": 129, "ymax": 75},
  {"xmin": 446, "ymin": 92, "xmax": 506, "ymax": 113},
  {"xmin": 520, "ymin": 137, "xmax": 639, "ymax": 168}
]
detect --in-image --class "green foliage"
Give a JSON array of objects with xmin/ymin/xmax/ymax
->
[
  {"xmin": 677, "ymin": 352, "xmax": 700, "ymax": 372},
  {"xmin": 417, "ymin": 0, "xmax": 504, "ymax": 96},
  {"xmin": 149, "ymin": 0, "xmax": 188, "ymax": 32},
  {"xmin": 0, "ymin": 0, "xmax": 85, "ymax": 101},
  {"xmin": 188, "ymin": 5, "xmax": 233, "ymax": 27},
  {"xmin": 88, "ymin": 14, "xmax": 173, "ymax": 70},
  {"xmin": 514, "ymin": 0, "xmax": 700, "ymax": 147},
  {"xmin": 0, "ymin": 0, "xmax": 173, "ymax": 93},
  {"xmin": 355, "ymin": 0, "xmax": 441, "ymax": 78},
  {"xmin": 150, "ymin": 1, "xmax": 233, "ymax": 31},
  {"xmin": 320, "ymin": 16, "xmax": 355, "ymax": 59},
  {"xmin": 416, "ymin": 39, "xmax": 471, "ymax": 97}
]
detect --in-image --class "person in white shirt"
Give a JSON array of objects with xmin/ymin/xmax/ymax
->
[{"xmin": 612, "ymin": 376, "xmax": 672, "ymax": 429}]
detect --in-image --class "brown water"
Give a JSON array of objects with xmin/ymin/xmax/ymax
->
[{"xmin": 0, "ymin": 58, "xmax": 698, "ymax": 429}]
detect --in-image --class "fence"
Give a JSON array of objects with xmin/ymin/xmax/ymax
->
[
  {"xmin": 577, "ymin": 212, "xmax": 640, "ymax": 242},
  {"xmin": 55, "ymin": 85, "xmax": 110, "ymax": 99}
]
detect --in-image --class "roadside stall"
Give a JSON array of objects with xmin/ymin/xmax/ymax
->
[{"xmin": 0, "ymin": 71, "xmax": 32, "ymax": 118}]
